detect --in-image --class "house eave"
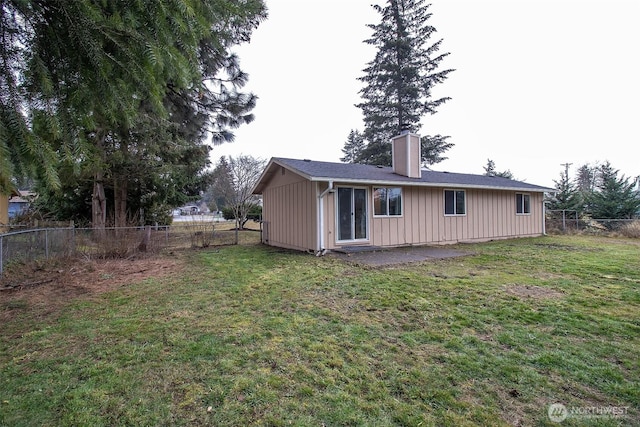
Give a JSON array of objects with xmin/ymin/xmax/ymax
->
[
  {"xmin": 305, "ymin": 176, "xmax": 551, "ymax": 193},
  {"xmin": 252, "ymin": 158, "xmax": 316, "ymax": 194},
  {"xmin": 252, "ymin": 157, "xmax": 554, "ymax": 194}
]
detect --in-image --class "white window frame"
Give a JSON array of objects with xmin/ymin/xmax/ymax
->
[
  {"xmin": 373, "ymin": 187, "xmax": 403, "ymax": 217},
  {"xmin": 444, "ymin": 189, "xmax": 466, "ymax": 216},
  {"xmin": 516, "ymin": 193, "xmax": 531, "ymax": 215}
]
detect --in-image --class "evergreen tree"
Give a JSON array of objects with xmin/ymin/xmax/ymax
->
[
  {"xmin": 353, "ymin": 0, "xmax": 454, "ymax": 166},
  {"xmin": 575, "ymin": 164, "xmax": 597, "ymax": 193},
  {"xmin": 421, "ymin": 134, "xmax": 453, "ymax": 167},
  {"xmin": 590, "ymin": 161, "xmax": 640, "ymax": 219},
  {"xmin": 483, "ymin": 159, "xmax": 514, "ymax": 179},
  {"xmin": 1, "ymin": 0, "xmax": 266, "ymax": 227},
  {"xmin": 574, "ymin": 163, "xmax": 597, "ymax": 213},
  {"xmin": 340, "ymin": 130, "xmax": 365, "ymax": 163},
  {"xmin": 206, "ymin": 156, "xmax": 235, "ymax": 212},
  {"xmin": 547, "ymin": 165, "xmax": 581, "ymax": 212}
]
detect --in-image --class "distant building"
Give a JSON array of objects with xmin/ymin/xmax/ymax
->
[
  {"xmin": 8, "ymin": 191, "xmax": 34, "ymax": 218},
  {"xmin": 1, "ymin": 189, "xmax": 22, "ymax": 231}
]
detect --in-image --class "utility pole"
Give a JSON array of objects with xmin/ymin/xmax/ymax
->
[{"xmin": 560, "ymin": 162, "xmax": 573, "ymax": 179}]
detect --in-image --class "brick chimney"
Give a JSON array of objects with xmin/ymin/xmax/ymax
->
[{"xmin": 391, "ymin": 131, "xmax": 421, "ymax": 178}]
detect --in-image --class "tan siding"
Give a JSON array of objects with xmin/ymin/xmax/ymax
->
[
  {"xmin": 262, "ymin": 169, "xmax": 546, "ymax": 253},
  {"xmin": 368, "ymin": 186, "xmax": 545, "ymax": 247},
  {"xmin": 261, "ymin": 170, "xmax": 317, "ymax": 251},
  {"xmin": 324, "ymin": 187, "xmax": 336, "ymax": 249},
  {"xmin": 0, "ymin": 194, "xmax": 8, "ymax": 231},
  {"xmin": 396, "ymin": 217, "xmax": 406, "ymax": 245}
]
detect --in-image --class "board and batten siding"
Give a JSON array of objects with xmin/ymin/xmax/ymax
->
[
  {"xmin": 261, "ymin": 167, "xmax": 317, "ymax": 252},
  {"xmin": 323, "ymin": 186, "xmax": 544, "ymax": 249},
  {"xmin": 0, "ymin": 194, "xmax": 9, "ymax": 232}
]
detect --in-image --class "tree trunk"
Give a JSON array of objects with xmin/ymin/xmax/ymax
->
[
  {"xmin": 92, "ymin": 170, "xmax": 107, "ymax": 230},
  {"xmin": 113, "ymin": 140, "xmax": 129, "ymax": 229},
  {"xmin": 92, "ymin": 132, "xmax": 107, "ymax": 230},
  {"xmin": 138, "ymin": 225, "xmax": 151, "ymax": 252},
  {"xmin": 114, "ymin": 177, "xmax": 128, "ymax": 228}
]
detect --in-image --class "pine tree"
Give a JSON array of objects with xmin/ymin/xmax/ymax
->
[
  {"xmin": 421, "ymin": 134, "xmax": 453, "ymax": 167},
  {"xmin": 353, "ymin": 0, "xmax": 454, "ymax": 166},
  {"xmin": 590, "ymin": 162, "xmax": 640, "ymax": 219},
  {"xmin": 575, "ymin": 164, "xmax": 597, "ymax": 193},
  {"xmin": 340, "ymin": 130, "xmax": 365, "ymax": 163},
  {"xmin": 574, "ymin": 163, "xmax": 597, "ymax": 213},
  {"xmin": 548, "ymin": 165, "xmax": 581, "ymax": 212},
  {"xmin": 207, "ymin": 156, "xmax": 235, "ymax": 212},
  {"xmin": 1, "ymin": 0, "xmax": 266, "ymax": 227},
  {"xmin": 483, "ymin": 159, "xmax": 514, "ymax": 179}
]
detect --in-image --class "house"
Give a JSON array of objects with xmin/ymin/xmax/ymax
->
[
  {"xmin": 8, "ymin": 191, "xmax": 34, "ymax": 219},
  {"xmin": 252, "ymin": 132, "xmax": 553, "ymax": 255}
]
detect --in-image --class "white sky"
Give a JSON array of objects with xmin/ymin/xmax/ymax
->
[{"xmin": 211, "ymin": 0, "xmax": 640, "ymax": 188}]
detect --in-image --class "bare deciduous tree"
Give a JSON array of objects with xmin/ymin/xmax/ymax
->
[{"xmin": 223, "ymin": 155, "xmax": 265, "ymax": 230}]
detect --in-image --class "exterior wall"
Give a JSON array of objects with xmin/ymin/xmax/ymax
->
[
  {"xmin": 323, "ymin": 185, "xmax": 545, "ymax": 250},
  {"xmin": 0, "ymin": 194, "xmax": 8, "ymax": 231},
  {"xmin": 261, "ymin": 167, "xmax": 317, "ymax": 251}
]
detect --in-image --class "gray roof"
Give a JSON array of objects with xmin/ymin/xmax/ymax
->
[{"xmin": 253, "ymin": 157, "xmax": 554, "ymax": 194}]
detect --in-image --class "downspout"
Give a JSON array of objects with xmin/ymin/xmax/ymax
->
[
  {"xmin": 316, "ymin": 181, "xmax": 334, "ymax": 256},
  {"xmin": 542, "ymin": 197, "xmax": 547, "ymax": 235}
]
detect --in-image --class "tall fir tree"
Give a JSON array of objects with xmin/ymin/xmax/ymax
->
[
  {"xmin": 574, "ymin": 163, "xmax": 597, "ymax": 213},
  {"xmin": 421, "ymin": 134, "xmax": 453, "ymax": 167},
  {"xmin": 483, "ymin": 159, "xmax": 514, "ymax": 179},
  {"xmin": 340, "ymin": 130, "xmax": 365, "ymax": 163},
  {"xmin": 1, "ymin": 0, "xmax": 266, "ymax": 227},
  {"xmin": 547, "ymin": 164, "xmax": 581, "ymax": 212},
  {"xmin": 353, "ymin": 0, "xmax": 453, "ymax": 166},
  {"xmin": 589, "ymin": 161, "xmax": 640, "ymax": 219}
]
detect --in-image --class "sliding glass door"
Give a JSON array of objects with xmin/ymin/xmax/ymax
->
[{"xmin": 337, "ymin": 187, "xmax": 368, "ymax": 241}]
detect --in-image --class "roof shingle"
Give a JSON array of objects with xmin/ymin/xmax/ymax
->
[{"xmin": 254, "ymin": 157, "xmax": 553, "ymax": 193}]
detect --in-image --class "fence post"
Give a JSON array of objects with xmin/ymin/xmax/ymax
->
[
  {"xmin": 71, "ymin": 226, "xmax": 76, "ymax": 256},
  {"xmin": 45, "ymin": 229, "xmax": 49, "ymax": 259}
]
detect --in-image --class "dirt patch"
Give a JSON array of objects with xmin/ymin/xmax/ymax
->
[
  {"xmin": 0, "ymin": 255, "xmax": 185, "ymax": 321},
  {"xmin": 504, "ymin": 284, "xmax": 564, "ymax": 300}
]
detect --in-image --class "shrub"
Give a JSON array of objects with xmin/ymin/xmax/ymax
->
[
  {"xmin": 221, "ymin": 204, "xmax": 262, "ymax": 224},
  {"xmin": 221, "ymin": 206, "xmax": 235, "ymax": 221},
  {"xmin": 619, "ymin": 220, "xmax": 640, "ymax": 238}
]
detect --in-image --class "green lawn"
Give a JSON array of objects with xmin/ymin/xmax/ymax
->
[{"xmin": 1, "ymin": 235, "xmax": 638, "ymax": 426}]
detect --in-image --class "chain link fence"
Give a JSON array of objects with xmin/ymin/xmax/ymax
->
[
  {"xmin": 546, "ymin": 211, "xmax": 640, "ymax": 237},
  {"xmin": 0, "ymin": 223, "xmax": 261, "ymax": 277}
]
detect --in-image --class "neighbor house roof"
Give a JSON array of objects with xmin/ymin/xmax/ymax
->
[
  {"xmin": 9, "ymin": 190, "xmax": 35, "ymax": 203},
  {"xmin": 253, "ymin": 158, "xmax": 554, "ymax": 194}
]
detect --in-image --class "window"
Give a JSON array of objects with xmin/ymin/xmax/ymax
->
[
  {"xmin": 373, "ymin": 187, "xmax": 402, "ymax": 216},
  {"xmin": 444, "ymin": 190, "xmax": 466, "ymax": 215},
  {"xmin": 516, "ymin": 193, "xmax": 531, "ymax": 214}
]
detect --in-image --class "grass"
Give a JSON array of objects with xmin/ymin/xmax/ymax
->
[{"xmin": 0, "ymin": 235, "xmax": 638, "ymax": 426}]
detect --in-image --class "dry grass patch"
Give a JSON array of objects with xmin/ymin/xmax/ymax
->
[
  {"xmin": 0, "ymin": 255, "xmax": 185, "ymax": 322},
  {"xmin": 504, "ymin": 284, "xmax": 565, "ymax": 300}
]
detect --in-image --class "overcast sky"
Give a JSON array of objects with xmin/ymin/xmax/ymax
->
[{"xmin": 211, "ymin": 0, "xmax": 639, "ymax": 187}]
